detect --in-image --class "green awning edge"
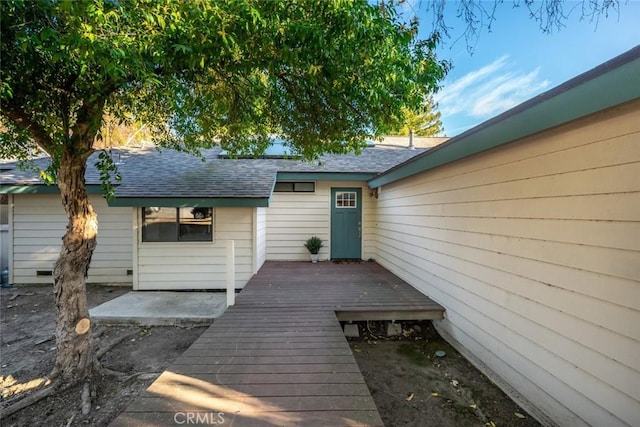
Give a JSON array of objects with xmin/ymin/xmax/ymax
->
[
  {"xmin": 0, "ymin": 185, "xmax": 104, "ymax": 194},
  {"xmin": 107, "ymin": 197, "xmax": 270, "ymax": 208},
  {"xmin": 277, "ymin": 172, "xmax": 375, "ymax": 181}
]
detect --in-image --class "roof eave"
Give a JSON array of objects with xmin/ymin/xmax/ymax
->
[
  {"xmin": 106, "ymin": 197, "xmax": 270, "ymax": 208},
  {"xmin": 0, "ymin": 184, "xmax": 104, "ymax": 194},
  {"xmin": 369, "ymin": 45, "xmax": 640, "ymax": 188},
  {"xmin": 276, "ymin": 172, "xmax": 376, "ymax": 181}
]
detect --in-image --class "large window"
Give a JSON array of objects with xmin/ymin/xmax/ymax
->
[{"xmin": 142, "ymin": 207, "xmax": 213, "ymax": 242}]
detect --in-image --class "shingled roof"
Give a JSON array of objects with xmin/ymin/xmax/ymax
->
[
  {"xmin": 0, "ymin": 156, "xmax": 105, "ymax": 187},
  {"xmin": 1, "ymin": 143, "xmax": 426, "ymax": 204},
  {"xmin": 112, "ymin": 147, "xmax": 277, "ymax": 199}
]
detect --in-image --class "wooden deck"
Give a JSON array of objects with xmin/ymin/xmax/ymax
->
[{"xmin": 110, "ymin": 261, "xmax": 444, "ymax": 426}]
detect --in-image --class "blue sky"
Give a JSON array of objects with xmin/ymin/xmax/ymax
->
[{"xmin": 402, "ymin": 1, "xmax": 640, "ymax": 136}]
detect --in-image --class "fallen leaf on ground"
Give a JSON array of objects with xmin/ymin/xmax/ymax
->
[
  {"xmin": 450, "ymin": 379, "xmax": 459, "ymax": 387},
  {"xmin": 515, "ymin": 412, "xmax": 526, "ymax": 419},
  {"xmin": 431, "ymin": 392, "xmax": 439, "ymax": 397},
  {"xmin": 470, "ymin": 404, "xmax": 478, "ymax": 409},
  {"xmin": 405, "ymin": 393, "xmax": 414, "ymax": 401}
]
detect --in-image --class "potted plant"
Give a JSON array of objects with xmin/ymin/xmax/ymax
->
[{"xmin": 304, "ymin": 236, "xmax": 323, "ymax": 263}]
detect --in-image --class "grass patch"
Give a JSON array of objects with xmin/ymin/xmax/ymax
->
[
  {"xmin": 396, "ymin": 343, "xmax": 430, "ymax": 366},
  {"xmin": 421, "ymin": 340, "xmax": 448, "ymax": 357}
]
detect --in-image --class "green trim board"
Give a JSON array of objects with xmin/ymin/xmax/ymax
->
[
  {"xmin": 277, "ymin": 172, "xmax": 375, "ymax": 181},
  {"xmin": 0, "ymin": 185, "xmax": 105, "ymax": 194},
  {"xmin": 369, "ymin": 46, "xmax": 640, "ymax": 188},
  {"xmin": 107, "ymin": 197, "xmax": 270, "ymax": 208}
]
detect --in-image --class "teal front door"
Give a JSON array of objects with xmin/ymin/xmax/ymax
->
[{"xmin": 330, "ymin": 188, "xmax": 362, "ymax": 259}]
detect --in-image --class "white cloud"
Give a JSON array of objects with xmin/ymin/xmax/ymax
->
[{"xmin": 434, "ymin": 56, "xmax": 551, "ymax": 123}]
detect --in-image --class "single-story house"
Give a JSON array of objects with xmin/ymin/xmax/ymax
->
[
  {"xmin": 1, "ymin": 46, "xmax": 639, "ymax": 426},
  {"xmin": 1, "ymin": 142, "xmax": 428, "ymax": 289}
]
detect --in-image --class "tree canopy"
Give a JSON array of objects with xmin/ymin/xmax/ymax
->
[
  {"xmin": 1, "ymin": 0, "xmax": 448, "ymax": 163},
  {"xmin": 385, "ymin": 99, "xmax": 443, "ymax": 136},
  {"xmin": 419, "ymin": 0, "xmax": 623, "ymax": 52}
]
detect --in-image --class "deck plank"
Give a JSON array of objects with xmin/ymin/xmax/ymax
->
[
  {"xmin": 172, "ymin": 355, "xmax": 359, "ymax": 365},
  {"xmin": 144, "ymin": 380, "xmax": 371, "ymax": 398},
  {"xmin": 111, "ymin": 410, "xmax": 382, "ymax": 427},
  {"xmin": 168, "ymin": 364, "xmax": 363, "ymax": 375},
  {"xmin": 187, "ymin": 341, "xmax": 349, "ymax": 350},
  {"xmin": 110, "ymin": 261, "xmax": 444, "ymax": 426},
  {"xmin": 158, "ymin": 372, "xmax": 368, "ymax": 384},
  {"xmin": 181, "ymin": 348, "xmax": 354, "ymax": 357},
  {"xmin": 121, "ymin": 395, "xmax": 378, "ymax": 412}
]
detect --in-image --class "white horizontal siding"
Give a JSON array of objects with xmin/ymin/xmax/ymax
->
[
  {"xmin": 266, "ymin": 187, "xmax": 329, "ymax": 261},
  {"xmin": 362, "ymin": 185, "xmax": 376, "ymax": 261},
  {"xmin": 136, "ymin": 207, "xmax": 253, "ymax": 290},
  {"xmin": 11, "ymin": 194, "xmax": 133, "ymax": 284},
  {"xmin": 373, "ymin": 100, "xmax": 640, "ymax": 427},
  {"xmin": 265, "ymin": 181, "xmax": 375, "ymax": 261}
]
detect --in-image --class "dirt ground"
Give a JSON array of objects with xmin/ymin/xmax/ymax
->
[
  {"xmin": 1, "ymin": 284, "xmax": 540, "ymax": 427},
  {"xmin": 1, "ymin": 284, "xmax": 207, "ymax": 426},
  {"xmin": 349, "ymin": 321, "xmax": 541, "ymax": 427}
]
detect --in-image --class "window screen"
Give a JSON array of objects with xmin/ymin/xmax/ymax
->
[{"xmin": 142, "ymin": 207, "xmax": 213, "ymax": 242}]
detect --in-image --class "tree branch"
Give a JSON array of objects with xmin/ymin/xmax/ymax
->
[
  {"xmin": 278, "ymin": 71, "xmax": 367, "ymax": 126},
  {"xmin": 69, "ymin": 97, "xmax": 107, "ymax": 157},
  {"xmin": 1, "ymin": 108, "xmax": 55, "ymax": 155},
  {"xmin": 0, "ymin": 383, "xmax": 56, "ymax": 420}
]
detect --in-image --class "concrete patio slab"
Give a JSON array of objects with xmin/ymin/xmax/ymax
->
[{"xmin": 89, "ymin": 291, "xmax": 227, "ymax": 326}]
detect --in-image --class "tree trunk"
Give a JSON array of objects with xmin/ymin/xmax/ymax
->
[{"xmin": 51, "ymin": 152, "xmax": 99, "ymax": 384}]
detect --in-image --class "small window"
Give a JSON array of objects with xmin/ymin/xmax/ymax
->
[
  {"xmin": 274, "ymin": 182, "xmax": 315, "ymax": 192},
  {"xmin": 142, "ymin": 207, "xmax": 213, "ymax": 242},
  {"xmin": 0, "ymin": 194, "xmax": 7, "ymax": 225},
  {"xmin": 335, "ymin": 191, "xmax": 357, "ymax": 208}
]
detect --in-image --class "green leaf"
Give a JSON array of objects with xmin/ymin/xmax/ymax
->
[{"xmin": 2, "ymin": 0, "xmax": 447, "ymax": 166}]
